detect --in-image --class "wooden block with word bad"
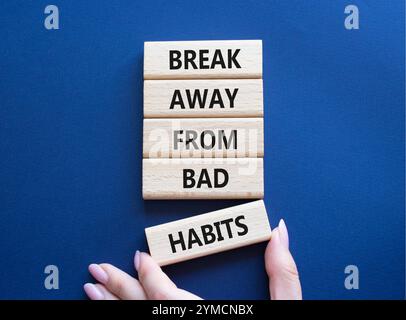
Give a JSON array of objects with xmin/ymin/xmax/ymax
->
[
  {"xmin": 145, "ymin": 200, "xmax": 271, "ymax": 266},
  {"xmin": 144, "ymin": 79, "xmax": 263, "ymax": 118},
  {"xmin": 142, "ymin": 158, "xmax": 263, "ymax": 200},
  {"xmin": 143, "ymin": 118, "xmax": 263, "ymax": 158},
  {"xmin": 144, "ymin": 40, "xmax": 262, "ymax": 79}
]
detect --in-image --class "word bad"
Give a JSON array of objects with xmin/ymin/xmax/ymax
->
[
  {"xmin": 168, "ymin": 215, "xmax": 248, "ymax": 253},
  {"xmin": 142, "ymin": 158, "xmax": 264, "ymax": 200},
  {"xmin": 170, "ymin": 49, "xmax": 241, "ymax": 70},
  {"xmin": 170, "ymin": 88, "xmax": 239, "ymax": 109},
  {"xmin": 183, "ymin": 168, "xmax": 228, "ymax": 188}
]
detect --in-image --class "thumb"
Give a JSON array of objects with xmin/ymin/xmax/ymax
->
[{"xmin": 265, "ymin": 219, "xmax": 302, "ymax": 300}]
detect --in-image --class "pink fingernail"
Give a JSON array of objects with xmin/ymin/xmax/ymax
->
[
  {"xmin": 278, "ymin": 219, "xmax": 289, "ymax": 250},
  {"xmin": 83, "ymin": 283, "xmax": 104, "ymax": 300},
  {"xmin": 88, "ymin": 264, "xmax": 108, "ymax": 284},
  {"xmin": 134, "ymin": 250, "xmax": 140, "ymax": 272}
]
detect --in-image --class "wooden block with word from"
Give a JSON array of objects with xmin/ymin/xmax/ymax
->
[
  {"xmin": 145, "ymin": 200, "xmax": 271, "ymax": 266},
  {"xmin": 143, "ymin": 118, "xmax": 263, "ymax": 158},
  {"xmin": 142, "ymin": 158, "xmax": 263, "ymax": 200},
  {"xmin": 144, "ymin": 79, "xmax": 263, "ymax": 118},
  {"xmin": 144, "ymin": 40, "xmax": 262, "ymax": 79}
]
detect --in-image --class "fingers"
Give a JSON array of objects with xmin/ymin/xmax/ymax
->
[
  {"xmin": 94, "ymin": 283, "xmax": 119, "ymax": 300},
  {"xmin": 83, "ymin": 283, "xmax": 120, "ymax": 300},
  {"xmin": 84, "ymin": 251, "xmax": 201, "ymax": 300},
  {"xmin": 84, "ymin": 283, "xmax": 105, "ymax": 300},
  {"xmin": 265, "ymin": 219, "xmax": 302, "ymax": 300},
  {"xmin": 135, "ymin": 251, "xmax": 202, "ymax": 300},
  {"xmin": 87, "ymin": 263, "xmax": 147, "ymax": 300}
]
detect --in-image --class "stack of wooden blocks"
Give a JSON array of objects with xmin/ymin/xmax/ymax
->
[{"xmin": 142, "ymin": 40, "xmax": 271, "ymax": 266}]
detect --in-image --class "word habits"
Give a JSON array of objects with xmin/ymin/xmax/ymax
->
[{"xmin": 145, "ymin": 200, "xmax": 271, "ymax": 265}]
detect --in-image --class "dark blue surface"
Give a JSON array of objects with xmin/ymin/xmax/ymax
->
[{"xmin": 0, "ymin": 0, "xmax": 404, "ymax": 299}]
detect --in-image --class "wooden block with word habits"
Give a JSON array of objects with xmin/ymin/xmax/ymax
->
[
  {"xmin": 143, "ymin": 79, "xmax": 263, "ymax": 118},
  {"xmin": 144, "ymin": 40, "xmax": 262, "ymax": 79},
  {"xmin": 142, "ymin": 158, "xmax": 263, "ymax": 200},
  {"xmin": 145, "ymin": 200, "xmax": 271, "ymax": 266},
  {"xmin": 143, "ymin": 118, "xmax": 263, "ymax": 158}
]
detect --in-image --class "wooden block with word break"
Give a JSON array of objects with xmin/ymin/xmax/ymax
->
[
  {"xmin": 142, "ymin": 158, "xmax": 263, "ymax": 200},
  {"xmin": 144, "ymin": 79, "xmax": 263, "ymax": 118},
  {"xmin": 143, "ymin": 118, "xmax": 263, "ymax": 158},
  {"xmin": 144, "ymin": 40, "xmax": 262, "ymax": 79},
  {"xmin": 145, "ymin": 200, "xmax": 271, "ymax": 266}
]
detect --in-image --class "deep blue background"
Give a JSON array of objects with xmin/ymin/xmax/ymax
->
[{"xmin": 0, "ymin": 0, "xmax": 404, "ymax": 299}]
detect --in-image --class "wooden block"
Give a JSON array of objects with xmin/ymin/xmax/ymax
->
[
  {"xmin": 144, "ymin": 79, "xmax": 263, "ymax": 118},
  {"xmin": 145, "ymin": 200, "xmax": 271, "ymax": 266},
  {"xmin": 142, "ymin": 158, "xmax": 263, "ymax": 199},
  {"xmin": 143, "ymin": 118, "xmax": 263, "ymax": 158},
  {"xmin": 144, "ymin": 40, "xmax": 262, "ymax": 79}
]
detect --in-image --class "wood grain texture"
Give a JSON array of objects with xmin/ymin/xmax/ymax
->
[
  {"xmin": 144, "ymin": 79, "xmax": 263, "ymax": 118},
  {"xmin": 142, "ymin": 158, "xmax": 263, "ymax": 200},
  {"xmin": 145, "ymin": 200, "xmax": 271, "ymax": 266},
  {"xmin": 143, "ymin": 118, "xmax": 263, "ymax": 158},
  {"xmin": 144, "ymin": 40, "xmax": 262, "ymax": 79}
]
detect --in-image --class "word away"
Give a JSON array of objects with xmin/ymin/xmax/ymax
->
[
  {"xmin": 170, "ymin": 88, "xmax": 238, "ymax": 109},
  {"xmin": 143, "ymin": 79, "xmax": 263, "ymax": 118}
]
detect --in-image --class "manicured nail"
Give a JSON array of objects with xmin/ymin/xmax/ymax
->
[
  {"xmin": 278, "ymin": 219, "xmax": 289, "ymax": 250},
  {"xmin": 134, "ymin": 250, "xmax": 140, "ymax": 272},
  {"xmin": 83, "ymin": 283, "xmax": 104, "ymax": 300},
  {"xmin": 88, "ymin": 264, "xmax": 109, "ymax": 284}
]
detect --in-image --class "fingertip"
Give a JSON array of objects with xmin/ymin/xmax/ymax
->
[
  {"xmin": 278, "ymin": 219, "xmax": 289, "ymax": 249},
  {"xmin": 84, "ymin": 283, "xmax": 104, "ymax": 300},
  {"xmin": 88, "ymin": 263, "xmax": 109, "ymax": 285},
  {"xmin": 94, "ymin": 283, "xmax": 120, "ymax": 300},
  {"xmin": 265, "ymin": 227, "xmax": 277, "ymax": 269},
  {"xmin": 266, "ymin": 227, "xmax": 280, "ymax": 252},
  {"xmin": 264, "ymin": 225, "xmax": 302, "ymax": 300},
  {"xmin": 138, "ymin": 251, "xmax": 159, "ymax": 273}
]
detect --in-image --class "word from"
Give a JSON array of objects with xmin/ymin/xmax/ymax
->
[{"xmin": 174, "ymin": 130, "xmax": 237, "ymax": 150}]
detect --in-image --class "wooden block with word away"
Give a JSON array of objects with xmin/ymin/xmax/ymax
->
[
  {"xmin": 143, "ymin": 118, "xmax": 263, "ymax": 158},
  {"xmin": 144, "ymin": 79, "xmax": 263, "ymax": 118},
  {"xmin": 142, "ymin": 158, "xmax": 263, "ymax": 200},
  {"xmin": 144, "ymin": 40, "xmax": 262, "ymax": 80},
  {"xmin": 145, "ymin": 200, "xmax": 271, "ymax": 266}
]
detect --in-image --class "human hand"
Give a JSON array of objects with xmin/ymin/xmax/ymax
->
[{"xmin": 84, "ymin": 219, "xmax": 302, "ymax": 300}]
